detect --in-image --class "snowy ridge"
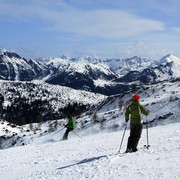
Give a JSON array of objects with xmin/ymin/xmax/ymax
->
[
  {"xmin": 69, "ymin": 61, "xmax": 114, "ymax": 76},
  {"xmin": 73, "ymin": 55, "xmax": 103, "ymax": 64},
  {"xmin": 47, "ymin": 57, "xmax": 115, "ymax": 76},
  {"xmin": 0, "ymin": 51, "xmax": 31, "ymax": 80},
  {"xmin": 46, "ymin": 55, "xmax": 154, "ymax": 76},
  {"xmin": 0, "ymin": 50, "xmax": 48, "ymax": 81},
  {"xmin": 158, "ymin": 54, "xmax": 180, "ymax": 65},
  {"xmin": 105, "ymin": 56, "xmax": 154, "ymax": 76},
  {"xmin": 47, "ymin": 57, "xmax": 70, "ymax": 69},
  {"xmin": 115, "ymin": 54, "xmax": 180, "ymax": 84},
  {"xmin": 69, "ymin": 55, "xmax": 154, "ymax": 76},
  {"xmin": 157, "ymin": 54, "xmax": 180, "ymax": 78}
]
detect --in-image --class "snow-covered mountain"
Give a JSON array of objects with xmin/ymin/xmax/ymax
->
[
  {"xmin": 155, "ymin": 54, "xmax": 180, "ymax": 79},
  {"xmin": 103, "ymin": 56, "xmax": 154, "ymax": 76},
  {"xmin": 116, "ymin": 54, "xmax": 180, "ymax": 84},
  {"xmin": 73, "ymin": 55, "xmax": 104, "ymax": 64},
  {"xmin": 0, "ymin": 50, "xmax": 118, "ymax": 95},
  {"xmin": 50, "ymin": 55, "xmax": 154, "ymax": 76},
  {"xmin": 1, "ymin": 49, "xmax": 180, "ymax": 95},
  {"xmin": 157, "ymin": 54, "xmax": 180, "ymax": 65},
  {"xmin": 0, "ymin": 49, "xmax": 49, "ymax": 81},
  {"xmin": 69, "ymin": 54, "xmax": 180, "ymax": 83},
  {"xmin": 45, "ymin": 57, "xmax": 118, "ymax": 92},
  {"xmin": 46, "ymin": 56, "xmax": 117, "ymax": 81}
]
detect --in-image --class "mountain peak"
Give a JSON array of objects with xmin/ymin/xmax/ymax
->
[
  {"xmin": 75, "ymin": 55, "xmax": 102, "ymax": 64},
  {"xmin": 0, "ymin": 49, "xmax": 8, "ymax": 54},
  {"xmin": 158, "ymin": 54, "xmax": 180, "ymax": 65},
  {"xmin": 0, "ymin": 49, "xmax": 21, "ymax": 59},
  {"xmin": 60, "ymin": 55, "xmax": 71, "ymax": 60}
]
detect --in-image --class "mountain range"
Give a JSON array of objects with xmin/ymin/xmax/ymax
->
[{"xmin": 0, "ymin": 49, "xmax": 180, "ymax": 95}]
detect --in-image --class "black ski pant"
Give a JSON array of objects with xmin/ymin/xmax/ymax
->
[
  {"xmin": 63, "ymin": 128, "xmax": 73, "ymax": 140},
  {"xmin": 127, "ymin": 124, "xmax": 143, "ymax": 151}
]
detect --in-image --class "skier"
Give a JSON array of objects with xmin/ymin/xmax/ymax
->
[
  {"xmin": 62, "ymin": 114, "xmax": 75, "ymax": 140},
  {"xmin": 125, "ymin": 94, "xmax": 149, "ymax": 153},
  {"xmin": 0, "ymin": 94, "xmax": 4, "ymax": 116}
]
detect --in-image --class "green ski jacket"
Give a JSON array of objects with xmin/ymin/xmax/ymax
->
[
  {"xmin": 68, "ymin": 117, "xmax": 75, "ymax": 129},
  {"xmin": 125, "ymin": 100, "xmax": 149, "ymax": 124}
]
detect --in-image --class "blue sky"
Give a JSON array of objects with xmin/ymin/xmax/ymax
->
[{"xmin": 0, "ymin": 0, "xmax": 180, "ymax": 59}]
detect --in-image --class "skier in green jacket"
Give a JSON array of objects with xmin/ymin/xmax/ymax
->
[
  {"xmin": 125, "ymin": 94, "xmax": 149, "ymax": 153},
  {"xmin": 62, "ymin": 114, "xmax": 75, "ymax": 140}
]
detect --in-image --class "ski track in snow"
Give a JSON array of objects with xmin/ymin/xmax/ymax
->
[{"xmin": 0, "ymin": 122, "xmax": 179, "ymax": 180}]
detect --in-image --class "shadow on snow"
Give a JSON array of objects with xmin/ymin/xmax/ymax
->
[{"xmin": 56, "ymin": 155, "xmax": 107, "ymax": 170}]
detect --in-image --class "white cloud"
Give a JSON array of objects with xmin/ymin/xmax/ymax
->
[
  {"xmin": 115, "ymin": 41, "xmax": 175, "ymax": 59},
  {"xmin": 60, "ymin": 10, "xmax": 165, "ymax": 38},
  {"xmin": 0, "ymin": 1, "xmax": 165, "ymax": 39},
  {"xmin": 1, "ymin": 1, "xmax": 179, "ymax": 59}
]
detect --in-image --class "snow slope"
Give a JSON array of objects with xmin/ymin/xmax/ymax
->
[
  {"xmin": 0, "ymin": 50, "xmax": 180, "ymax": 179},
  {"xmin": 0, "ymin": 122, "xmax": 179, "ymax": 180},
  {"xmin": 0, "ymin": 80, "xmax": 180, "ymax": 179}
]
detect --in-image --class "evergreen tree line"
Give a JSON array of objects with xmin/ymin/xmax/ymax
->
[{"xmin": 0, "ymin": 93, "xmax": 88, "ymax": 125}]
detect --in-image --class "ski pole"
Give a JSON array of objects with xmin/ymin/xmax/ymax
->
[
  {"xmin": 72, "ymin": 131, "xmax": 82, "ymax": 139},
  {"xmin": 144, "ymin": 116, "xmax": 150, "ymax": 149},
  {"xmin": 117, "ymin": 123, "xmax": 127, "ymax": 154},
  {"xmin": 52, "ymin": 127, "xmax": 65, "ymax": 137}
]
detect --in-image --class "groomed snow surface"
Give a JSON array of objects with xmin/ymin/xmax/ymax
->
[{"xmin": 0, "ymin": 122, "xmax": 179, "ymax": 180}]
